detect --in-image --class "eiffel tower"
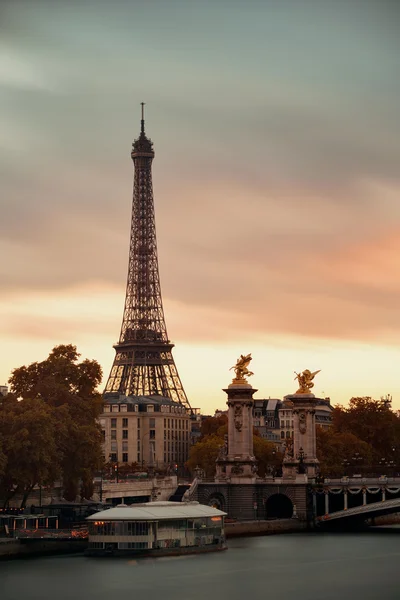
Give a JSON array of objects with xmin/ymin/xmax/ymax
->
[{"xmin": 104, "ymin": 104, "xmax": 191, "ymax": 410}]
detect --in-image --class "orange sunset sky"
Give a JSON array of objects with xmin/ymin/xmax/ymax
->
[{"xmin": 1, "ymin": 1, "xmax": 400, "ymax": 413}]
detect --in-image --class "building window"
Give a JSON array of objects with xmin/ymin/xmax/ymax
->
[
  {"xmin": 137, "ymin": 419, "xmax": 141, "ymax": 428},
  {"xmin": 149, "ymin": 418, "xmax": 155, "ymax": 428},
  {"xmin": 150, "ymin": 429, "xmax": 156, "ymax": 440},
  {"xmin": 286, "ymin": 431, "xmax": 291, "ymax": 438},
  {"xmin": 281, "ymin": 431, "xmax": 285, "ymax": 439},
  {"xmin": 111, "ymin": 418, "xmax": 117, "ymax": 428},
  {"xmin": 120, "ymin": 404, "xmax": 127, "ymax": 412},
  {"xmin": 111, "ymin": 441, "xmax": 117, "ymax": 451},
  {"xmin": 122, "ymin": 453, "xmax": 128, "ymax": 463},
  {"xmin": 122, "ymin": 441, "xmax": 128, "ymax": 451},
  {"xmin": 122, "ymin": 430, "xmax": 128, "ymax": 439},
  {"xmin": 104, "ymin": 405, "xmax": 110, "ymax": 413},
  {"xmin": 147, "ymin": 405, "xmax": 154, "ymax": 413},
  {"xmin": 280, "ymin": 421, "xmax": 284, "ymax": 428},
  {"xmin": 101, "ymin": 430, "xmax": 105, "ymax": 441},
  {"xmin": 110, "ymin": 453, "xmax": 117, "ymax": 462},
  {"xmin": 164, "ymin": 418, "xmax": 166, "ymax": 427},
  {"xmin": 112, "ymin": 405, "xmax": 119, "ymax": 413},
  {"xmin": 111, "ymin": 430, "xmax": 117, "ymax": 440},
  {"xmin": 122, "ymin": 418, "xmax": 128, "ymax": 428}
]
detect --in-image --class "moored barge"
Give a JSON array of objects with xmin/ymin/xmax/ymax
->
[{"xmin": 85, "ymin": 501, "xmax": 227, "ymax": 557}]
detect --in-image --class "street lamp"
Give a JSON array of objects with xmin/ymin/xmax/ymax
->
[
  {"xmin": 342, "ymin": 459, "xmax": 350, "ymax": 476},
  {"xmin": 109, "ymin": 453, "xmax": 119, "ymax": 483}
]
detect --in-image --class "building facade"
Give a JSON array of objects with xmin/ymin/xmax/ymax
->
[
  {"xmin": 278, "ymin": 397, "xmax": 332, "ymax": 443},
  {"xmin": 100, "ymin": 394, "xmax": 191, "ymax": 471}
]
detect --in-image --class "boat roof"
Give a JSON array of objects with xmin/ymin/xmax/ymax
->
[{"xmin": 86, "ymin": 501, "xmax": 226, "ymax": 521}]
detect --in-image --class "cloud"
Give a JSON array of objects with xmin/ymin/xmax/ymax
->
[{"xmin": 0, "ymin": 0, "xmax": 399, "ymax": 352}]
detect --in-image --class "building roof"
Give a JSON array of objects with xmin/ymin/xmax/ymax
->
[
  {"xmin": 86, "ymin": 501, "xmax": 226, "ymax": 521},
  {"xmin": 103, "ymin": 393, "xmax": 182, "ymax": 407}
]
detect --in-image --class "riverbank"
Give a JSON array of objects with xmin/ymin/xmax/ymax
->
[
  {"xmin": 0, "ymin": 538, "xmax": 86, "ymax": 560},
  {"xmin": 0, "ymin": 518, "xmax": 306, "ymax": 559},
  {"xmin": 225, "ymin": 518, "xmax": 307, "ymax": 537}
]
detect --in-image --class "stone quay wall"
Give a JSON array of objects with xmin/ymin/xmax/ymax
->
[{"xmin": 225, "ymin": 519, "xmax": 307, "ymax": 537}]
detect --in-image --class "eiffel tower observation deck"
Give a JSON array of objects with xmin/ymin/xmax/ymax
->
[{"xmin": 104, "ymin": 104, "xmax": 191, "ymax": 411}]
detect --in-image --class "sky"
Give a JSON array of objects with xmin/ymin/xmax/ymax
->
[{"xmin": 1, "ymin": 0, "xmax": 400, "ymax": 413}]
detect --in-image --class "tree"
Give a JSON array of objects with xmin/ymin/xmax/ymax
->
[
  {"xmin": 0, "ymin": 436, "xmax": 6, "ymax": 479},
  {"xmin": 0, "ymin": 396, "xmax": 60, "ymax": 507},
  {"xmin": 4, "ymin": 345, "xmax": 104, "ymax": 503},
  {"xmin": 332, "ymin": 397, "xmax": 400, "ymax": 467},
  {"xmin": 186, "ymin": 435, "xmax": 224, "ymax": 477},
  {"xmin": 316, "ymin": 427, "xmax": 374, "ymax": 477},
  {"xmin": 253, "ymin": 436, "xmax": 283, "ymax": 476},
  {"xmin": 200, "ymin": 414, "xmax": 228, "ymax": 438}
]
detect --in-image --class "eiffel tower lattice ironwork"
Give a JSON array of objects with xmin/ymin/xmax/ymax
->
[{"xmin": 104, "ymin": 104, "xmax": 191, "ymax": 410}]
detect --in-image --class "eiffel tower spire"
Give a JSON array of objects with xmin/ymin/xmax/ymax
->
[{"xmin": 104, "ymin": 105, "xmax": 191, "ymax": 410}]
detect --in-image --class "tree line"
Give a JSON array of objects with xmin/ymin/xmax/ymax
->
[
  {"xmin": 317, "ymin": 396, "xmax": 400, "ymax": 476},
  {"xmin": 0, "ymin": 345, "xmax": 104, "ymax": 507}
]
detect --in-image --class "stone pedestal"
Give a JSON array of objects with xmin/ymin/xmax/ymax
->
[
  {"xmin": 282, "ymin": 393, "xmax": 319, "ymax": 478},
  {"xmin": 215, "ymin": 382, "xmax": 258, "ymax": 482}
]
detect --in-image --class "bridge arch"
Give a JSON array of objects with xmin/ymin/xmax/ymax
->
[
  {"xmin": 265, "ymin": 493, "xmax": 293, "ymax": 519},
  {"xmin": 207, "ymin": 493, "xmax": 226, "ymax": 512}
]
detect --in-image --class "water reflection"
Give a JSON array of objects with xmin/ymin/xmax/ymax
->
[{"xmin": 1, "ymin": 531, "xmax": 399, "ymax": 600}]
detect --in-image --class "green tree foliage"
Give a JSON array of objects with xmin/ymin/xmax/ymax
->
[
  {"xmin": 316, "ymin": 427, "xmax": 374, "ymax": 477},
  {"xmin": 333, "ymin": 397, "xmax": 400, "ymax": 464},
  {"xmin": 316, "ymin": 396, "xmax": 400, "ymax": 475},
  {"xmin": 0, "ymin": 345, "xmax": 104, "ymax": 506},
  {"xmin": 0, "ymin": 396, "xmax": 60, "ymax": 507}
]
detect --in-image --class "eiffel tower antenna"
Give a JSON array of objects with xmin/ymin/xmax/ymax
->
[{"xmin": 104, "ymin": 104, "xmax": 191, "ymax": 410}]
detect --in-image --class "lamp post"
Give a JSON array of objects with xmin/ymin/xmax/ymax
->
[
  {"xmin": 342, "ymin": 459, "xmax": 350, "ymax": 476},
  {"xmin": 109, "ymin": 453, "xmax": 119, "ymax": 483},
  {"xmin": 350, "ymin": 453, "xmax": 363, "ymax": 477}
]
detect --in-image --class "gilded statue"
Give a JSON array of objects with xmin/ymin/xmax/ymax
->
[
  {"xmin": 230, "ymin": 353, "xmax": 254, "ymax": 383},
  {"xmin": 294, "ymin": 369, "xmax": 320, "ymax": 394}
]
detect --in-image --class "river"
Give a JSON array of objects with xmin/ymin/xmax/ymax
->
[{"xmin": 1, "ymin": 530, "xmax": 399, "ymax": 600}]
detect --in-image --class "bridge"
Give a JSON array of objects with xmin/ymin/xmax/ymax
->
[
  {"xmin": 312, "ymin": 477, "xmax": 400, "ymax": 524},
  {"xmin": 316, "ymin": 497, "xmax": 400, "ymax": 523}
]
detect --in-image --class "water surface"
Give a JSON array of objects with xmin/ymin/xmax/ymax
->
[{"xmin": 1, "ymin": 532, "xmax": 399, "ymax": 600}]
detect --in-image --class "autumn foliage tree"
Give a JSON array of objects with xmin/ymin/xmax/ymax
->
[{"xmin": 0, "ymin": 345, "xmax": 104, "ymax": 506}]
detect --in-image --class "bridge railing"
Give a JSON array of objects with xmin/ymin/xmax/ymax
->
[
  {"xmin": 14, "ymin": 529, "xmax": 88, "ymax": 540},
  {"xmin": 311, "ymin": 476, "xmax": 400, "ymax": 486}
]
